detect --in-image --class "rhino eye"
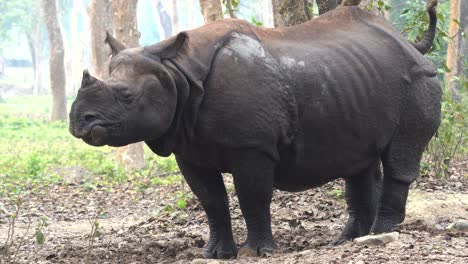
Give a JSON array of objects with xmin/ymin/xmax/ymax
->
[
  {"xmin": 115, "ymin": 87, "xmax": 134, "ymax": 104},
  {"xmin": 120, "ymin": 97, "xmax": 133, "ymax": 104},
  {"xmin": 120, "ymin": 93, "xmax": 133, "ymax": 104}
]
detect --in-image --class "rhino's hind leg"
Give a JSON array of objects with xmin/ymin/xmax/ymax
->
[
  {"xmin": 332, "ymin": 161, "xmax": 382, "ymax": 245},
  {"xmin": 229, "ymin": 150, "xmax": 278, "ymax": 257},
  {"xmin": 370, "ymin": 77, "xmax": 441, "ymax": 234},
  {"xmin": 176, "ymin": 156, "xmax": 237, "ymax": 259},
  {"xmin": 370, "ymin": 133, "xmax": 430, "ymax": 234}
]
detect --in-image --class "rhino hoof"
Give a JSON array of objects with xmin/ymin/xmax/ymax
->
[
  {"xmin": 330, "ymin": 237, "xmax": 353, "ymax": 246},
  {"xmin": 238, "ymin": 239, "xmax": 277, "ymax": 258},
  {"xmin": 202, "ymin": 239, "xmax": 237, "ymax": 259}
]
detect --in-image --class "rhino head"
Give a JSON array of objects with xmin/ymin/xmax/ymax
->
[{"xmin": 69, "ymin": 33, "xmax": 183, "ymax": 147}]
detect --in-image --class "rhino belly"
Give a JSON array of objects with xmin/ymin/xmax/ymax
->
[{"xmin": 273, "ymin": 96, "xmax": 397, "ymax": 192}]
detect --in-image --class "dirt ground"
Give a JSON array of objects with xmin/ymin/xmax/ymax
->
[{"xmin": 1, "ymin": 161, "xmax": 467, "ymax": 264}]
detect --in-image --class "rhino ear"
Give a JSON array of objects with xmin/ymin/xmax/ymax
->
[
  {"xmin": 148, "ymin": 32, "xmax": 187, "ymax": 59},
  {"xmin": 81, "ymin": 69, "xmax": 96, "ymax": 87},
  {"xmin": 105, "ymin": 31, "xmax": 126, "ymax": 56}
]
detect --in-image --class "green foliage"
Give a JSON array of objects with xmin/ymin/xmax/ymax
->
[
  {"xmin": 422, "ymin": 90, "xmax": 467, "ymax": 179},
  {"xmin": 0, "ymin": 0, "xmax": 38, "ymax": 42},
  {"xmin": 250, "ymin": 17, "xmax": 264, "ymax": 27},
  {"xmin": 220, "ymin": 0, "xmax": 265, "ymax": 27},
  {"xmin": 397, "ymin": 0, "xmax": 451, "ymax": 75},
  {"xmin": 363, "ymin": 0, "xmax": 392, "ymax": 13},
  {"xmin": 222, "ymin": 0, "xmax": 240, "ymax": 10},
  {"xmin": 221, "ymin": 0, "xmax": 240, "ymax": 17},
  {"xmin": 176, "ymin": 196, "xmax": 188, "ymax": 209}
]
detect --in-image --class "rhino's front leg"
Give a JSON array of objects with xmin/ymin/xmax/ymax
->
[
  {"xmin": 229, "ymin": 150, "xmax": 278, "ymax": 257},
  {"xmin": 176, "ymin": 156, "xmax": 237, "ymax": 259}
]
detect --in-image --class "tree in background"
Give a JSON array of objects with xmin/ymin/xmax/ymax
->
[
  {"xmin": 445, "ymin": 0, "xmax": 466, "ymax": 98},
  {"xmin": 156, "ymin": 0, "xmax": 174, "ymax": 39},
  {"xmin": 0, "ymin": 0, "xmax": 44, "ymax": 95},
  {"xmin": 316, "ymin": 0, "xmax": 341, "ymax": 15},
  {"xmin": 459, "ymin": 0, "xmax": 468, "ymax": 90},
  {"xmin": 42, "ymin": 0, "xmax": 67, "ymax": 121},
  {"xmin": 272, "ymin": 0, "xmax": 312, "ymax": 27},
  {"xmin": 223, "ymin": 0, "xmax": 238, "ymax": 18},
  {"xmin": 31, "ymin": 0, "xmax": 43, "ymax": 96},
  {"xmin": 89, "ymin": 0, "xmax": 113, "ymax": 80},
  {"xmin": 112, "ymin": 0, "xmax": 141, "ymax": 47},
  {"xmin": 172, "ymin": 0, "xmax": 179, "ymax": 34},
  {"xmin": 111, "ymin": 0, "xmax": 145, "ymax": 171},
  {"xmin": 199, "ymin": 0, "xmax": 224, "ymax": 22}
]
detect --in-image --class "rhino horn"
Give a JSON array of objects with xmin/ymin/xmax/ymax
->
[{"xmin": 105, "ymin": 31, "xmax": 126, "ymax": 56}]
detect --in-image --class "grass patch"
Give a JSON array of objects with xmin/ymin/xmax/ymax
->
[{"xmin": 0, "ymin": 96, "xmax": 179, "ymax": 197}]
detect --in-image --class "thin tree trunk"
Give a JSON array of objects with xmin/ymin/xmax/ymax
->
[
  {"xmin": 32, "ymin": 13, "xmax": 42, "ymax": 96},
  {"xmin": 89, "ymin": 0, "xmax": 113, "ymax": 80},
  {"xmin": 459, "ymin": 0, "xmax": 468, "ymax": 74},
  {"xmin": 112, "ymin": 0, "xmax": 145, "ymax": 171},
  {"xmin": 225, "ymin": 0, "xmax": 237, "ymax": 18},
  {"xmin": 272, "ymin": 0, "xmax": 312, "ymax": 27},
  {"xmin": 42, "ymin": 0, "xmax": 67, "ymax": 121},
  {"xmin": 188, "ymin": 0, "xmax": 194, "ymax": 27},
  {"xmin": 156, "ymin": 0, "xmax": 173, "ymax": 39},
  {"xmin": 358, "ymin": 0, "xmax": 381, "ymax": 15},
  {"xmin": 316, "ymin": 0, "xmax": 341, "ymax": 15},
  {"xmin": 26, "ymin": 34, "xmax": 38, "ymax": 95},
  {"xmin": 445, "ymin": 0, "xmax": 460, "ymax": 98},
  {"xmin": 199, "ymin": 0, "xmax": 223, "ymax": 23},
  {"xmin": 172, "ymin": 0, "xmax": 179, "ymax": 34},
  {"xmin": 264, "ymin": 0, "xmax": 275, "ymax": 27}
]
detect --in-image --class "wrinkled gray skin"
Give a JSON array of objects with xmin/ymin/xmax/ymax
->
[{"xmin": 69, "ymin": 6, "xmax": 441, "ymax": 259}]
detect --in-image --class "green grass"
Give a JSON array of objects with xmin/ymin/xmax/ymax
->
[{"xmin": 0, "ymin": 96, "xmax": 179, "ymax": 197}]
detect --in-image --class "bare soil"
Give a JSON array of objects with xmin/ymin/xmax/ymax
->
[{"xmin": 1, "ymin": 162, "xmax": 467, "ymax": 264}]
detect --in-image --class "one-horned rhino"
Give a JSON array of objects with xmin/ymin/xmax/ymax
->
[{"xmin": 69, "ymin": 3, "xmax": 441, "ymax": 259}]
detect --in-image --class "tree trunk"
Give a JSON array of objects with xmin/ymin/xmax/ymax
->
[
  {"xmin": 112, "ymin": 0, "xmax": 141, "ymax": 47},
  {"xmin": 32, "ymin": 15, "xmax": 42, "ymax": 96},
  {"xmin": 89, "ymin": 0, "xmax": 113, "ymax": 80},
  {"xmin": 157, "ymin": 0, "xmax": 173, "ymax": 38},
  {"xmin": 316, "ymin": 0, "xmax": 341, "ymax": 15},
  {"xmin": 172, "ymin": 0, "xmax": 179, "ymax": 34},
  {"xmin": 445, "ymin": 0, "xmax": 460, "ymax": 97},
  {"xmin": 272, "ymin": 0, "xmax": 312, "ymax": 27},
  {"xmin": 459, "ymin": 0, "xmax": 468, "ymax": 74},
  {"xmin": 188, "ymin": 0, "xmax": 195, "ymax": 27},
  {"xmin": 358, "ymin": 0, "xmax": 381, "ymax": 14},
  {"xmin": 26, "ymin": 32, "xmax": 42, "ymax": 96},
  {"xmin": 225, "ymin": 0, "xmax": 238, "ymax": 18},
  {"xmin": 42, "ymin": 0, "xmax": 67, "ymax": 121},
  {"xmin": 111, "ymin": 0, "xmax": 145, "ymax": 171},
  {"xmin": 199, "ymin": 0, "xmax": 223, "ymax": 23}
]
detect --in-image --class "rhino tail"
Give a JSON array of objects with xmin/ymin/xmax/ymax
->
[{"xmin": 411, "ymin": 0, "xmax": 438, "ymax": 55}]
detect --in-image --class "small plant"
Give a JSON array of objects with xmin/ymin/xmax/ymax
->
[
  {"xmin": 85, "ymin": 208, "xmax": 105, "ymax": 264},
  {"xmin": 329, "ymin": 188, "xmax": 345, "ymax": 199},
  {"xmin": 1, "ymin": 195, "xmax": 48, "ymax": 263}
]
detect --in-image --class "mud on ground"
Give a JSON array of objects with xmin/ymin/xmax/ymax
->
[{"xmin": 0, "ymin": 162, "xmax": 467, "ymax": 264}]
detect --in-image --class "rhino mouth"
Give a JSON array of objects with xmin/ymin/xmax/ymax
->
[
  {"xmin": 81, "ymin": 125, "xmax": 107, "ymax": 146},
  {"xmin": 71, "ymin": 121, "xmax": 129, "ymax": 147}
]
